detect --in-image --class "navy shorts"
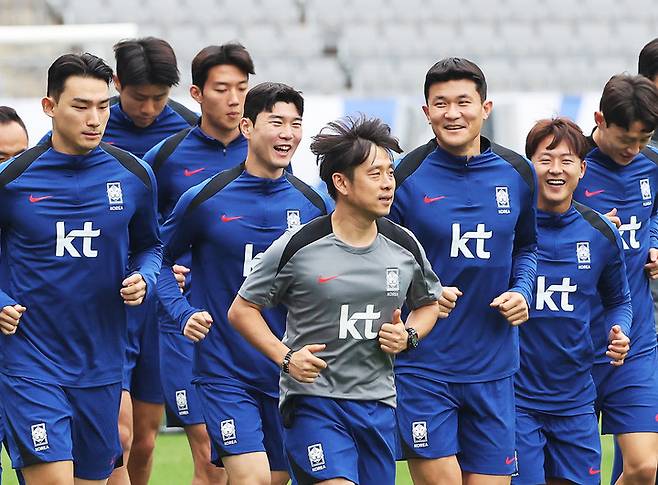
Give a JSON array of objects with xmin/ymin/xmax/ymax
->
[
  {"xmin": 160, "ymin": 331, "xmax": 205, "ymax": 427},
  {"xmin": 284, "ymin": 396, "xmax": 396, "ymax": 485},
  {"xmin": 0, "ymin": 375, "xmax": 122, "ymax": 480},
  {"xmin": 122, "ymin": 296, "xmax": 163, "ymax": 404},
  {"xmin": 513, "ymin": 408, "xmax": 601, "ymax": 484},
  {"xmin": 592, "ymin": 349, "xmax": 658, "ymax": 434},
  {"xmin": 196, "ymin": 379, "xmax": 287, "ymax": 471},
  {"xmin": 396, "ymin": 373, "xmax": 517, "ymax": 475}
]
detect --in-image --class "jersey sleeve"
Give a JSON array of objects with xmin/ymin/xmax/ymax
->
[
  {"xmin": 650, "ymin": 147, "xmax": 658, "ymax": 249},
  {"xmin": 509, "ymin": 164, "xmax": 538, "ymax": 306},
  {"xmin": 127, "ymin": 163, "xmax": 163, "ymax": 297},
  {"xmin": 405, "ymin": 230, "xmax": 442, "ymax": 310},
  {"xmin": 238, "ymin": 229, "xmax": 297, "ymax": 308},
  {"xmin": 598, "ymin": 219, "xmax": 633, "ymax": 336},
  {"xmin": 156, "ymin": 183, "xmax": 204, "ymax": 331},
  {"xmin": 0, "ymin": 162, "xmax": 18, "ymax": 308}
]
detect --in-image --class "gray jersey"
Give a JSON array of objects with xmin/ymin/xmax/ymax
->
[{"xmin": 239, "ymin": 214, "xmax": 441, "ymax": 408}]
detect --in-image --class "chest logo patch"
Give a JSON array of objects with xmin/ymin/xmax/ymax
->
[
  {"xmin": 577, "ymin": 241, "xmax": 591, "ymax": 269},
  {"xmin": 495, "ymin": 186, "xmax": 511, "ymax": 214},
  {"xmin": 287, "ymin": 209, "xmax": 301, "ymax": 229},
  {"xmin": 107, "ymin": 182, "xmax": 123, "ymax": 211},
  {"xmin": 386, "ymin": 267, "xmax": 400, "ymax": 296},
  {"xmin": 641, "ymin": 178, "xmax": 652, "ymax": 206}
]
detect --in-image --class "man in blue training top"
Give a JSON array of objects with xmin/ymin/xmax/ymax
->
[
  {"xmin": 390, "ymin": 57, "xmax": 538, "ymax": 485},
  {"xmin": 143, "ymin": 42, "xmax": 254, "ymax": 485},
  {"xmin": 0, "ymin": 52, "xmax": 161, "ymax": 485},
  {"xmin": 157, "ymin": 82, "xmax": 331, "ymax": 485},
  {"xmin": 573, "ymin": 74, "xmax": 658, "ymax": 485},
  {"xmin": 515, "ymin": 116, "xmax": 632, "ymax": 484},
  {"xmin": 105, "ymin": 36, "xmax": 197, "ymax": 485}
]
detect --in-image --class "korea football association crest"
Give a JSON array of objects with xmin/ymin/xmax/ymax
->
[
  {"xmin": 31, "ymin": 423, "xmax": 49, "ymax": 451},
  {"xmin": 286, "ymin": 209, "xmax": 301, "ymax": 229},
  {"xmin": 640, "ymin": 178, "xmax": 652, "ymax": 206},
  {"xmin": 107, "ymin": 181, "xmax": 124, "ymax": 211},
  {"xmin": 577, "ymin": 241, "xmax": 591, "ymax": 269},
  {"xmin": 412, "ymin": 421, "xmax": 428, "ymax": 448},
  {"xmin": 175, "ymin": 390, "xmax": 189, "ymax": 415},
  {"xmin": 307, "ymin": 443, "xmax": 326, "ymax": 471},
  {"xmin": 220, "ymin": 419, "xmax": 237, "ymax": 445},
  {"xmin": 495, "ymin": 186, "xmax": 511, "ymax": 214},
  {"xmin": 386, "ymin": 267, "xmax": 400, "ymax": 296}
]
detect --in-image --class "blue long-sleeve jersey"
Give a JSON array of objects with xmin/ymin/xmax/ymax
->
[
  {"xmin": 390, "ymin": 137, "xmax": 538, "ymax": 382},
  {"xmin": 103, "ymin": 96, "xmax": 198, "ymax": 158},
  {"xmin": 516, "ymin": 204, "xmax": 631, "ymax": 415},
  {"xmin": 574, "ymin": 143, "xmax": 658, "ymax": 363},
  {"xmin": 143, "ymin": 126, "xmax": 249, "ymax": 332},
  {"xmin": 157, "ymin": 164, "xmax": 330, "ymax": 396},
  {"xmin": 0, "ymin": 139, "xmax": 162, "ymax": 387}
]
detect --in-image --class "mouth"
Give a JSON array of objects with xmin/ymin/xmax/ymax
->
[
  {"xmin": 274, "ymin": 144, "xmax": 292, "ymax": 155},
  {"xmin": 378, "ymin": 195, "xmax": 393, "ymax": 203},
  {"xmin": 82, "ymin": 132, "xmax": 101, "ymax": 138},
  {"xmin": 444, "ymin": 124, "xmax": 466, "ymax": 131},
  {"xmin": 227, "ymin": 111, "xmax": 240, "ymax": 117},
  {"xmin": 546, "ymin": 179, "xmax": 565, "ymax": 186}
]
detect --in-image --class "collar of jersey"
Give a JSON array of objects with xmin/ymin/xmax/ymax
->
[
  {"xmin": 429, "ymin": 136, "xmax": 496, "ymax": 167},
  {"xmin": 192, "ymin": 124, "xmax": 247, "ymax": 149},
  {"xmin": 237, "ymin": 167, "xmax": 290, "ymax": 192},
  {"xmin": 537, "ymin": 205, "xmax": 579, "ymax": 228},
  {"xmin": 112, "ymin": 100, "xmax": 173, "ymax": 129}
]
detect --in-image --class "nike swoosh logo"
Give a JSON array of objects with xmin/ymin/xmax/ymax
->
[
  {"xmin": 221, "ymin": 215, "xmax": 243, "ymax": 223},
  {"xmin": 584, "ymin": 189, "xmax": 604, "ymax": 197},
  {"xmin": 505, "ymin": 457, "xmax": 516, "ymax": 465},
  {"xmin": 423, "ymin": 195, "xmax": 446, "ymax": 204},
  {"xmin": 317, "ymin": 275, "xmax": 338, "ymax": 283},
  {"xmin": 29, "ymin": 195, "xmax": 53, "ymax": 203},
  {"xmin": 184, "ymin": 168, "xmax": 205, "ymax": 177},
  {"xmin": 589, "ymin": 467, "xmax": 600, "ymax": 475}
]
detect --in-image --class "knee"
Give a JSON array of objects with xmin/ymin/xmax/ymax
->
[
  {"xmin": 624, "ymin": 459, "xmax": 658, "ymax": 483},
  {"xmin": 118, "ymin": 421, "xmax": 133, "ymax": 452},
  {"xmin": 131, "ymin": 433, "xmax": 157, "ymax": 457}
]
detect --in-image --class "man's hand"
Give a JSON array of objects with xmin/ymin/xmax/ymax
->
[
  {"xmin": 644, "ymin": 248, "xmax": 658, "ymax": 280},
  {"xmin": 120, "ymin": 273, "xmax": 147, "ymax": 306},
  {"xmin": 0, "ymin": 304, "xmax": 26, "ymax": 335},
  {"xmin": 173, "ymin": 264, "xmax": 190, "ymax": 291},
  {"xmin": 438, "ymin": 286, "xmax": 462, "ymax": 319},
  {"xmin": 607, "ymin": 325, "xmax": 630, "ymax": 366},
  {"xmin": 288, "ymin": 344, "xmax": 327, "ymax": 383},
  {"xmin": 490, "ymin": 291, "xmax": 529, "ymax": 326},
  {"xmin": 604, "ymin": 208, "xmax": 621, "ymax": 228},
  {"xmin": 183, "ymin": 311, "xmax": 213, "ymax": 342},
  {"xmin": 379, "ymin": 309, "xmax": 408, "ymax": 354}
]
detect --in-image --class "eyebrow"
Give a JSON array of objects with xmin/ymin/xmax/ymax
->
[
  {"xmin": 72, "ymin": 97, "xmax": 110, "ymax": 104},
  {"xmin": 268, "ymin": 114, "xmax": 302, "ymax": 122}
]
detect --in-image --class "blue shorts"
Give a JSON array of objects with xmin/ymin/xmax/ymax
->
[
  {"xmin": 513, "ymin": 408, "xmax": 601, "ymax": 484},
  {"xmin": 196, "ymin": 380, "xmax": 287, "ymax": 471},
  {"xmin": 122, "ymin": 297, "xmax": 163, "ymax": 404},
  {"xmin": 592, "ymin": 349, "xmax": 658, "ymax": 435},
  {"xmin": 283, "ymin": 396, "xmax": 396, "ymax": 485},
  {"xmin": 396, "ymin": 373, "xmax": 517, "ymax": 475},
  {"xmin": 0, "ymin": 375, "xmax": 122, "ymax": 480},
  {"xmin": 160, "ymin": 331, "xmax": 205, "ymax": 427}
]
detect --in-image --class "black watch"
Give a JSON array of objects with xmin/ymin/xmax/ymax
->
[
  {"xmin": 405, "ymin": 327, "xmax": 419, "ymax": 350},
  {"xmin": 282, "ymin": 349, "xmax": 294, "ymax": 374}
]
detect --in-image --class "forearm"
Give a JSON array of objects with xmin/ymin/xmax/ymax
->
[
  {"xmin": 228, "ymin": 295, "xmax": 290, "ymax": 366},
  {"xmin": 406, "ymin": 301, "xmax": 440, "ymax": 340}
]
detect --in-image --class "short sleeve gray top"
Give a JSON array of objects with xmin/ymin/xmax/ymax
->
[{"xmin": 239, "ymin": 214, "xmax": 441, "ymax": 408}]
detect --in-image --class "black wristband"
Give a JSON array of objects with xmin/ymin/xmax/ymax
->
[{"xmin": 282, "ymin": 349, "xmax": 294, "ymax": 374}]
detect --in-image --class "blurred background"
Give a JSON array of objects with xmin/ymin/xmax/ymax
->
[{"xmin": 0, "ymin": 0, "xmax": 656, "ymax": 182}]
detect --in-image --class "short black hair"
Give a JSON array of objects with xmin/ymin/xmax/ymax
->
[
  {"xmin": 47, "ymin": 52, "xmax": 113, "ymax": 100},
  {"xmin": 639, "ymin": 38, "xmax": 658, "ymax": 81},
  {"xmin": 0, "ymin": 106, "xmax": 27, "ymax": 135},
  {"xmin": 243, "ymin": 82, "xmax": 303, "ymax": 125},
  {"xmin": 114, "ymin": 37, "xmax": 179, "ymax": 87},
  {"xmin": 599, "ymin": 74, "xmax": 658, "ymax": 132},
  {"xmin": 424, "ymin": 57, "xmax": 487, "ymax": 102},
  {"xmin": 525, "ymin": 117, "xmax": 589, "ymax": 161},
  {"xmin": 192, "ymin": 43, "xmax": 255, "ymax": 89},
  {"xmin": 311, "ymin": 115, "xmax": 402, "ymax": 200}
]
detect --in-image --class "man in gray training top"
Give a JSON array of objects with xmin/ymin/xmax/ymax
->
[{"xmin": 229, "ymin": 116, "xmax": 452, "ymax": 485}]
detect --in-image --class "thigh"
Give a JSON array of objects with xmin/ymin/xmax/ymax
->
[
  {"xmin": 395, "ymin": 373, "xmax": 459, "ymax": 459},
  {"xmin": 283, "ymin": 396, "xmax": 359, "ymax": 485},
  {"xmin": 458, "ymin": 377, "xmax": 517, "ymax": 476},
  {"xmin": 196, "ymin": 381, "xmax": 267, "ymax": 467},
  {"xmin": 353, "ymin": 401, "xmax": 397, "ymax": 485},
  {"xmin": 122, "ymin": 300, "xmax": 148, "ymax": 393},
  {"xmin": 160, "ymin": 331, "xmax": 204, "ymax": 427},
  {"xmin": 258, "ymin": 393, "xmax": 288, "ymax": 472},
  {"xmin": 512, "ymin": 409, "xmax": 545, "ymax": 485},
  {"xmin": 66, "ymin": 383, "xmax": 123, "ymax": 481},
  {"xmin": 0, "ymin": 375, "xmax": 73, "ymax": 471},
  {"xmin": 130, "ymin": 300, "xmax": 163, "ymax": 404},
  {"xmin": 595, "ymin": 352, "xmax": 658, "ymax": 435},
  {"xmin": 543, "ymin": 413, "xmax": 601, "ymax": 485}
]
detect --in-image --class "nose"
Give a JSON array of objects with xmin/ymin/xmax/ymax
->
[
  {"xmin": 279, "ymin": 124, "xmax": 294, "ymax": 140},
  {"xmin": 141, "ymin": 99, "xmax": 157, "ymax": 117},
  {"xmin": 445, "ymin": 103, "xmax": 460, "ymax": 120},
  {"xmin": 548, "ymin": 159, "xmax": 562, "ymax": 174},
  {"xmin": 228, "ymin": 89, "xmax": 239, "ymax": 106},
  {"xmin": 87, "ymin": 107, "xmax": 101, "ymax": 127}
]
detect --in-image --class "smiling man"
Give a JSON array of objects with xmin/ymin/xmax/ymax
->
[
  {"xmin": 390, "ymin": 57, "xmax": 537, "ymax": 485},
  {"xmin": 0, "ymin": 52, "xmax": 161, "ymax": 485},
  {"xmin": 514, "ymin": 117, "xmax": 631, "ymax": 485},
  {"xmin": 573, "ymin": 74, "xmax": 658, "ymax": 485}
]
